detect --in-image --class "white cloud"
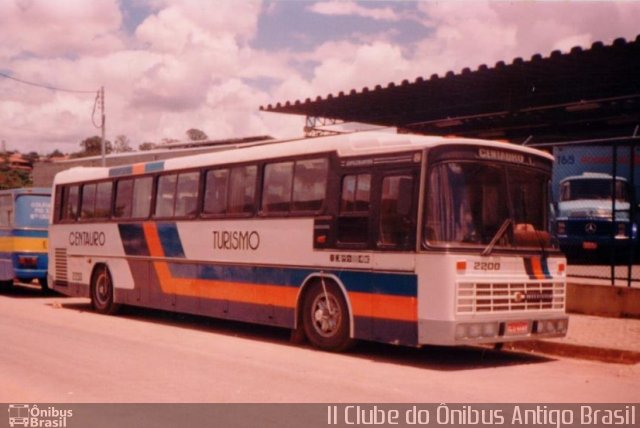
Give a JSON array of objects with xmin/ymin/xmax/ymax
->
[
  {"xmin": 310, "ymin": 42, "xmax": 410, "ymax": 95},
  {"xmin": 1, "ymin": 1, "xmax": 639, "ymax": 154},
  {"xmin": 0, "ymin": 0, "xmax": 123, "ymax": 60},
  {"xmin": 413, "ymin": 1, "xmax": 640, "ymax": 76},
  {"xmin": 309, "ymin": 1, "xmax": 400, "ymax": 21}
]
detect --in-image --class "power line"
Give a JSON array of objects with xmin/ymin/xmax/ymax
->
[
  {"xmin": 0, "ymin": 70, "xmax": 97, "ymax": 94},
  {"xmin": 1, "ymin": 70, "xmax": 107, "ymax": 166}
]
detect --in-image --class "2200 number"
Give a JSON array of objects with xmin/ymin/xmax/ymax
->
[{"xmin": 473, "ymin": 262, "xmax": 501, "ymax": 271}]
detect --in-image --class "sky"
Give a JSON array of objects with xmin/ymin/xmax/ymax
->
[{"xmin": 1, "ymin": 0, "xmax": 639, "ymax": 154}]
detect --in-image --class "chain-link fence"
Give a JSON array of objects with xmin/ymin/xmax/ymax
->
[{"xmin": 548, "ymin": 139, "xmax": 639, "ymax": 287}]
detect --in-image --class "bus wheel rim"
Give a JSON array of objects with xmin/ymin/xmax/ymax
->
[
  {"xmin": 96, "ymin": 274, "xmax": 109, "ymax": 305},
  {"xmin": 311, "ymin": 293, "xmax": 341, "ymax": 338}
]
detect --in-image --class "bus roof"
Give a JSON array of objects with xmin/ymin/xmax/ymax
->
[
  {"xmin": 560, "ymin": 172, "xmax": 628, "ymax": 183},
  {"xmin": 53, "ymin": 131, "xmax": 554, "ymax": 185},
  {"xmin": 0, "ymin": 187, "xmax": 51, "ymax": 196}
]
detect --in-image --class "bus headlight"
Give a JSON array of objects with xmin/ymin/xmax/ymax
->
[
  {"xmin": 537, "ymin": 319, "xmax": 568, "ymax": 334},
  {"xmin": 482, "ymin": 323, "xmax": 498, "ymax": 337},
  {"xmin": 557, "ymin": 222, "xmax": 566, "ymax": 235},
  {"xmin": 455, "ymin": 322, "xmax": 499, "ymax": 340}
]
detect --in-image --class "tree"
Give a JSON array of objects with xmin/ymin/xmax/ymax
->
[
  {"xmin": 138, "ymin": 142, "xmax": 156, "ymax": 151},
  {"xmin": 71, "ymin": 135, "xmax": 112, "ymax": 158},
  {"xmin": 160, "ymin": 138, "xmax": 179, "ymax": 146},
  {"xmin": 0, "ymin": 165, "xmax": 31, "ymax": 189},
  {"xmin": 113, "ymin": 135, "xmax": 134, "ymax": 153},
  {"xmin": 186, "ymin": 128, "xmax": 208, "ymax": 141},
  {"xmin": 47, "ymin": 149, "xmax": 65, "ymax": 158}
]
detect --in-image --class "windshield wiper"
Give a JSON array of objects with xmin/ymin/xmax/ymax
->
[{"xmin": 481, "ymin": 218, "xmax": 513, "ymax": 257}]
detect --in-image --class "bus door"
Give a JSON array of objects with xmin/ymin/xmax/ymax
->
[
  {"xmin": 370, "ymin": 170, "xmax": 419, "ymax": 344},
  {"xmin": 330, "ymin": 167, "xmax": 419, "ymax": 343}
]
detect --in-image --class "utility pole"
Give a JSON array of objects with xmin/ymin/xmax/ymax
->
[{"xmin": 100, "ymin": 86, "xmax": 106, "ymax": 167}]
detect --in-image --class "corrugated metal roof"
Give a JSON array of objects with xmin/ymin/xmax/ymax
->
[{"xmin": 261, "ymin": 35, "xmax": 640, "ymax": 144}]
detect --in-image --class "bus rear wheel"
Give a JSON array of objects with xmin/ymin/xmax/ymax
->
[
  {"xmin": 302, "ymin": 280, "xmax": 353, "ymax": 352},
  {"xmin": 91, "ymin": 266, "xmax": 120, "ymax": 315}
]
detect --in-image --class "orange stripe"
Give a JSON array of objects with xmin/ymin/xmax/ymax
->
[
  {"xmin": 530, "ymin": 257, "xmax": 545, "ymax": 280},
  {"xmin": 143, "ymin": 222, "xmax": 164, "ymax": 258},
  {"xmin": 132, "ymin": 163, "xmax": 145, "ymax": 175},
  {"xmin": 350, "ymin": 291, "xmax": 417, "ymax": 322},
  {"xmin": 153, "ymin": 260, "xmax": 297, "ymax": 308}
]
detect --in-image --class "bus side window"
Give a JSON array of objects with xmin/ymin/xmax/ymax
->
[
  {"xmin": 95, "ymin": 181, "xmax": 113, "ymax": 219},
  {"xmin": 155, "ymin": 174, "xmax": 177, "ymax": 218},
  {"xmin": 0, "ymin": 195, "xmax": 12, "ymax": 227},
  {"xmin": 81, "ymin": 183, "xmax": 96, "ymax": 219},
  {"xmin": 62, "ymin": 185, "xmax": 79, "ymax": 221},
  {"xmin": 203, "ymin": 169, "xmax": 229, "ymax": 215},
  {"xmin": 262, "ymin": 161, "xmax": 293, "ymax": 213},
  {"xmin": 132, "ymin": 176, "xmax": 153, "ymax": 219},
  {"xmin": 337, "ymin": 173, "xmax": 371, "ymax": 244},
  {"xmin": 378, "ymin": 175, "xmax": 415, "ymax": 248},
  {"xmin": 175, "ymin": 172, "xmax": 199, "ymax": 217},
  {"xmin": 292, "ymin": 158, "xmax": 328, "ymax": 212},
  {"xmin": 114, "ymin": 179, "xmax": 133, "ymax": 218},
  {"xmin": 228, "ymin": 165, "xmax": 256, "ymax": 214}
]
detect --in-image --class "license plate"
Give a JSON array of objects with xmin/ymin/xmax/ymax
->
[
  {"xmin": 582, "ymin": 241, "xmax": 597, "ymax": 250},
  {"xmin": 505, "ymin": 321, "xmax": 529, "ymax": 336}
]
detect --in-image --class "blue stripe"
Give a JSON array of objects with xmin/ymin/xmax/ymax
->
[
  {"xmin": 157, "ymin": 223, "xmax": 185, "ymax": 258},
  {"xmin": 11, "ymin": 229, "xmax": 48, "ymax": 238},
  {"xmin": 145, "ymin": 161, "xmax": 165, "ymax": 173},
  {"xmin": 540, "ymin": 257, "xmax": 551, "ymax": 279},
  {"xmin": 118, "ymin": 224, "xmax": 150, "ymax": 256},
  {"xmin": 0, "ymin": 229, "xmax": 48, "ymax": 237},
  {"xmin": 337, "ymin": 270, "xmax": 417, "ymax": 296},
  {"xmin": 167, "ymin": 262, "xmax": 417, "ymax": 297},
  {"xmin": 109, "ymin": 166, "xmax": 132, "ymax": 177}
]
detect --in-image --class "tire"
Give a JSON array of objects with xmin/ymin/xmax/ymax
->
[
  {"xmin": 0, "ymin": 279, "xmax": 13, "ymax": 292},
  {"xmin": 302, "ymin": 280, "xmax": 353, "ymax": 352},
  {"xmin": 38, "ymin": 277, "xmax": 49, "ymax": 292},
  {"xmin": 91, "ymin": 266, "xmax": 120, "ymax": 315}
]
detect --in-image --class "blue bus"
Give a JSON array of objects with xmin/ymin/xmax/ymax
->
[
  {"xmin": 0, "ymin": 188, "xmax": 51, "ymax": 290},
  {"xmin": 556, "ymin": 173, "xmax": 638, "ymax": 258}
]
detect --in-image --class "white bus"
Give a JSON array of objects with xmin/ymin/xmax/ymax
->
[{"xmin": 48, "ymin": 132, "xmax": 567, "ymax": 351}]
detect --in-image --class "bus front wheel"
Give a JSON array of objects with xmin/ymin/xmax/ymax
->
[
  {"xmin": 91, "ymin": 266, "xmax": 120, "ymax": 315},
  {"xmin": 302, "ymin": 280, "xmax": 353, "ymax": 352}
]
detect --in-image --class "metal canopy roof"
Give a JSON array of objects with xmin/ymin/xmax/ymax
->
[{"xmin": 260, "ymin": 36, "xmax": 640, "ymax": 145}]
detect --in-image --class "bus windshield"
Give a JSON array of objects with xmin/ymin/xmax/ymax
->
[
  {"xmin": 14, "ymin": 194, "xmax": 51, "ymax": 229},
  {"xmin": 560, "ymin": 179, "xmax": 629, "ymax": 202},
  {"xmin": 425, "ymin": 161, "xmax": 553, "ymax": 251}
]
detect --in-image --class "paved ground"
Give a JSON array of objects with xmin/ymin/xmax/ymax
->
[
  {"xmin": 1, "ymin": 287, "xmax": 638, "ymax": 403},
  {"xmin": 506, "ymin": 313, "xmax": 640, "ymax": 365},
  {"xmin": 548, "ymin": 314, "xmax": 640, "ymax": 353}
]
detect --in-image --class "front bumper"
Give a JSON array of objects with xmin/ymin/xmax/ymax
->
[{"xmin": 419, "ymin": 315, "xmax": 569, "ymax": 346}]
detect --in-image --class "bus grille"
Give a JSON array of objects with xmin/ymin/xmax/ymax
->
[
  {"xmin": 54, "ymin": 248, "xmax": 68, "ymax": 287},
  {"xmin": 456, "ymin": 281, "xmax": 565, "ymax": 313}
]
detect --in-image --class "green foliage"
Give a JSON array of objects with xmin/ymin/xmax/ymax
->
[
  {"xmin": 0, "ymin": 168, "xmax": 32, "ymax": 189},
  {"xmin": 138, "ymin": 142, "xmax": 156, "ymax": 151},
  {"xmin": 114, "ymin": 135, "xmax": 134, "ymax": 153},
  {"xmin": 186, "ymin": 128, "xmax": 208, "ymax": 141},
  {"xmin": 71, "ymin": 135, "xmax": 113, "ymax": 158}
]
